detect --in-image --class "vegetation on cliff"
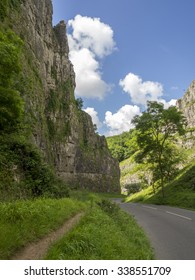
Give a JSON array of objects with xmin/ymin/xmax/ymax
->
[
  {"xmin": 0, "ymin": 29, "xmax": 23, "ymax": 132},
  {"xmin": 0, "ymin": 26, "xmax": 69, "ymax": 200},
  {"xmin": 0, "ymin": 29, "xmax": 70, "ymax": 202},
  {"xmin": 0, "ymin": 27, "xmax": 59, "ymax": 200},
  {"xmin": 0, "ymin": 0, "xmax": 21, "ymax": 22},
  {"xmin": 0, "ymin": 0, "xmax": 120, "ymax": 201}
]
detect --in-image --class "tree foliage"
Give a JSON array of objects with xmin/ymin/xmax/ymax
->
[
  {"xmin": 0, "ymin": 87, "xmax": 24, "ymax": 132},
  {"xmin": 0, "ymin": 30, "xmax": 24, "ymax": 133},
  {"xmin": 132, "ymin": 101, "xmax": 186, "ymax": 197},
  {"xmin": 75, "ymin": 97, "xmax": 84, "ymax": 110},
  {"xmin": 0, "ymin": 30, "xmax": 23, "ymax": 86},
  {"xmin": 107, "ymin": 130, "xmax": 139, "ymax": 162},
  {"xmin": 125, "ymin": 183, "xmax": 142, "ymax": 195}
]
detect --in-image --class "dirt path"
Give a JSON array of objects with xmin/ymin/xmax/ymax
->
[{"xmin": 11, "ymin": 212, "xmax": 84, "ymax": 260}]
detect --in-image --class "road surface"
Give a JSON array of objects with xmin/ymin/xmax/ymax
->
[{"xmin": 113, "ymin": 200, "xmax": 195, "ymax": 260}]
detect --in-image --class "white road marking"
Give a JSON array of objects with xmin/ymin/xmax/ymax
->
[
  {"xmin": 142, "ymin": 205, "xmax": 157, "ymax": 210},
  {"xmin": 166, "ymin": 211, "xmax": 192, "ymax": 221}
]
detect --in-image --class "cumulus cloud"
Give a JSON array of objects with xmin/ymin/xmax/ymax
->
[
  {"xmin": 104, "ymin": 105, "xmax": 141, "ymax": 136},
  {"xmin": 67, "ymin": 15, "xmax": 115, "ymax": 99},
  {"xmin": 69, "ymin": 48, "xmax": 110, "ymax": 99},
  {"xmin": 119, "ymin": 73, "xmax": 164, "ymax": 105},
  {"xmin": 68, "ymin": 15, "xmax": 115, "ymax": 58},
  {"xmin": 168, "ymin": 99, "xmax": 177, "ymax": 106},
  {"xmin": 84, "ymin": 107, "xmax": 102, "ymax": 129},
  {"xmin": 160, "ymin": 98, "xmax": 177, "ymax": 109}
]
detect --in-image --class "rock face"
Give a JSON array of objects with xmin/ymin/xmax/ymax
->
[
  {"xmin": 11, "ymin": 0, "xmax": 120, "ymax": 192},
  {"xmin": 176, "ymin": 81, "xmax": 195, "ymax": 149},
  {"xmin": 176, "ymin": 81, "xmax": 195, "ymax": 128}
]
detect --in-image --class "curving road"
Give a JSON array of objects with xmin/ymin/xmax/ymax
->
[{"xmin": 113, "ymin": 200, "xmax": 195, "ymax": 260}]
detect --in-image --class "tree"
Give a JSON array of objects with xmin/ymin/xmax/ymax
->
[
  {"xmin": 132, "ymin": 101, "xmax": 186, "ymax": 197},
  {"xmin": 0, "ymin": 30, "xmax": 24, "ymax": 133},
  {"xmin": 75, "ymin": 97, "xmax": 83, "ymax": 110},
  {"xmin": 106, "ymin": 129, "xmax": 139, "ymax": 162}
]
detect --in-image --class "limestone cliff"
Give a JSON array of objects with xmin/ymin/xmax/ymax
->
[
  {"xmin": 176, "ymin": 80, "xmax": 195, "ymax": 149},
  {"xmin": 6, "ymin": 0, "xmax": 120, "ymax": 192},
  {"xmin": 176, "ymin": 81, "xmax": 195, "ymax": 128}
]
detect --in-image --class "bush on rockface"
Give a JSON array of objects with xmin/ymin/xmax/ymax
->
[{"xmin": 0, "ymin": 135, "xmax": 70, "ymax": 201}]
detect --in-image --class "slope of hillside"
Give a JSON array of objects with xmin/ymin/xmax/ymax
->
[{"xmin": 126, "ymin": 158, "xmax": 195, "ymax": 210}]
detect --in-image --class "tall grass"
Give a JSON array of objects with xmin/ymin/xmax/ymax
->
[
  {"xmin": 70, "ymin": 190, "xmax": 125, "ymax": 201},
  {"xmin": 45, "ymin": 200, "xmax": 154, "ymax": 260},
  {"xmin": 0, "ymin": 198, "xmax": 86, "ymax": 259}
]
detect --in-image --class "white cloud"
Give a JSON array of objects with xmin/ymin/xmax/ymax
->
[
  {"xmin": 168, "ymin": 99, "xmax": 177, "ymax": 106},
  {"xmin": 69, "ymin": 48, "xmax": 110, "ymax": 99},
  {"xmin": 67, "ymin": 15, "xmax": 115, "ymax": 99},
  {"xmin": 104, "ymin": 105, "xmax": 141, "ymax": 136},
  {"xmin": 119, "ymin": 73, "xmax": 164, "ymax": 105},
  {"xmin": 84, "ymin": 107, "xmax": 102, "ymax": 129},
  {"xmin": 160, "ymin": 98, "xmax": 177, "ymax": 109},
  {"xmin": 68, "ymin": 15, "xmax": 116, "ymax": 58}
]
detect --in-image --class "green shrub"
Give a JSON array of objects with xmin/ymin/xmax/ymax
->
[
  {"xmin": 0, "ymin": 87, "xmax": 24, "ymax": 133},
  {"xmin": 96, "ymin": 199, "xmax": 120, "ymax": 216},
  {"xmin": 125, "ymin": 183, "xmax": 142, "ymax": 195},
  {"xmin": 0, "ymin": 135, "xmax": 70, "ymax": 200}
]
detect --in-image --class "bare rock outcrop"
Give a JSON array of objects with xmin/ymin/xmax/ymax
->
[{"xmin": 10, "ymin": 0, "xmax": 120, "ymax": 192}]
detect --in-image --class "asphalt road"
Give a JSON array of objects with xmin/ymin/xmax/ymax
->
[{"xmin": 113, "ymin": 199, "xmax": 195, "ymax": 260}]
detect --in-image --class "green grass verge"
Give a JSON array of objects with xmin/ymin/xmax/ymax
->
[
  {"xmin": 70, "ymin": 190, "xmax": 125, "ymax": 201},
  {"xmin": 45, "ymin": 200, "xmax": 154, "ymax": 260},
  {"xmin": 97, "ymin": 192, "xmax": 126, "ymax": 199},
  {"xmin": 126, "ymin": 187, "xmax": 195, "ymax": 210},
  {"xmin": 0, "ymin": 198, "xmax": 86, "ymax": 259}
]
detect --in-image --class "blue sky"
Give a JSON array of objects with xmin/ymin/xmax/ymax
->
[{"xmin": 52, "ymin": 0, "xmax": 195, "ymax": 135}]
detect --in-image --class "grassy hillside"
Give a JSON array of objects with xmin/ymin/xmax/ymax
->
[{"xmin": 126, "ymin": 161, "xmax": 195, "ymax": 210}]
